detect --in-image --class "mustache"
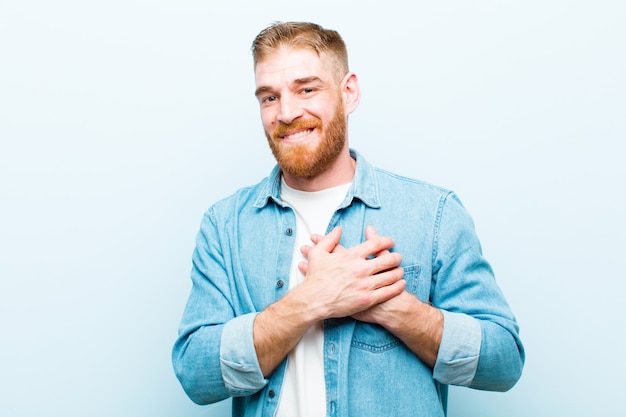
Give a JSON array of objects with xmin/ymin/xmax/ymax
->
[{"xmin": 272, "ymin": 119, "xmax": 322, "ymax": 138}]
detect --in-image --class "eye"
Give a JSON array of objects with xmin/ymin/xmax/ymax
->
[
  {"xmin": 302, "ymin": 88, "xmax": 314, "ymax": 94},
  {"xmin": 261, "ymin": 95, "xmax": 277, "ymax": 104}
]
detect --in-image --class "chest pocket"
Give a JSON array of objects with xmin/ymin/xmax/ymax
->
[
  {"xmin": 403, "ymin": 264, "xmax": 424, "ymax": 299},
  {"xmin": 351, "ymin": 264, "xmax": 422, "ymax": 352}
]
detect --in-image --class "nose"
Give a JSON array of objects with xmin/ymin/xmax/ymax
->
[{"xmin": 277, "ymin": 95, "xmax": 303, "ymax": 125}]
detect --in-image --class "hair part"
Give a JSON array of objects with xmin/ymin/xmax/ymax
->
[{"xmin": 252, "ymin": 21, "xmax": 349, "ymax": 81}]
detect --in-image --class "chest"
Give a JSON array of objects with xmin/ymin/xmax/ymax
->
[{"xmin": 228, "ymin": 202, "xmax": 436, "ymax": 314}]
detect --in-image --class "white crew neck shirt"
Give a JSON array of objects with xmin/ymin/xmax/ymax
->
[{"xmin": 275, "ymin": 178, "xmax": 351, "ymax": 417}]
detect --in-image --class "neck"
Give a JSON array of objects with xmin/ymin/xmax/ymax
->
[{"xmin": 282, "ymin": 148, "xmax": 355, "ymax": 192}]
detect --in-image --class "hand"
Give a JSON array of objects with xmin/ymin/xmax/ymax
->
[
  {"xmin": 254, "ymin": 225, "xmax": 404, "ymax": 377},
  {"xmin": 349, "ymin": 226, "xmax": 411, "ymax": 325},
  {"xmin": 296, "ymin": 226, "xmax": 406, "ymax": 320},
  {"xmin": 344, "ymin": 228, "xmax": 443, "ymax": 369}
]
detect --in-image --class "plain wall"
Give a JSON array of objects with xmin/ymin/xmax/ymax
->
[{"xmin": 1, "ymin": 1, "xmax": 624, "ymax": 416}]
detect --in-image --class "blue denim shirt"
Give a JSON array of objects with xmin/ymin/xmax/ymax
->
[{"xmin": 173, "ymin": 150, "xmax": 524, "ymax": 417}]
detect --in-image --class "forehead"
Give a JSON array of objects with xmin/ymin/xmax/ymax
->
[{"xmin": 254, "ymin": 47, "xmax": 334, "ymax": 86}]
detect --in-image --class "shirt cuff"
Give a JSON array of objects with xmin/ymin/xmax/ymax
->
[
  {"xmin": 432, "ymin": 310, "xmax": 482, "ymax": 386},
  {"xmin": 220, "ymin": 312, "xmax": 267, "ymax": 395}
]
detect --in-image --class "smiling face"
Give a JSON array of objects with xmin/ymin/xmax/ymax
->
[{"xmin": 255, "ymin": 47, "xmax": 353, "ymax": 181}]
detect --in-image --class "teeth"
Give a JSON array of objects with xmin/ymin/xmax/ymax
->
[{"xmin": 284, "ymin": 129, "xmax": 312, "ymax": 140}]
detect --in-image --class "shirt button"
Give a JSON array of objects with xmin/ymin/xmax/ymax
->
[
  {"xmin": 285, "ymin": 227, "xmax": 293, "ymax": 236},
  {"xmin": 276, "ymin": 280, "xmax": 284, "ymax": 288},
  {"xmin": 268, "ymin": 389, "xmax": 275, "ymax": 398}
]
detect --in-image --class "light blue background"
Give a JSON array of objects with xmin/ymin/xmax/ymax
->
[{"xmin": 1, "ymin": 1, "xmax": 624, "ymax": 416}]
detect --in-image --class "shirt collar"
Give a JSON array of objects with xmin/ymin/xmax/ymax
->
[{"xmin": 253, "ymin": 149, "xmax": 381, "ymax": 209}]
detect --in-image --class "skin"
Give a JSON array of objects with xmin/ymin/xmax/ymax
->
[
  {"xmin": 252, "ymin": 47, "xmax": 443, "ymax": 376},
  {"xmin": 304, "ymin": 227, "xmax": 444, "ymax": 369},
  {"xmin": 254, "ymin": 47, "xmax": 358, "ymax": 192}
]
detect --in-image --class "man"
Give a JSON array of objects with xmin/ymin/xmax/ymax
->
[{"xmin": 173, "ymin": 22, "xmax": 524, "ymax": 417}]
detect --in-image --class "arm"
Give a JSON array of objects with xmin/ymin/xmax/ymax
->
[
  {"xmin": 430, "ymin": 192, "xmax": 524, "ymax": 391},
  {"xmin": 172, "ymin": 210, "xmax": 237, "ymax": 404},
  {"xmin": 173, "ymin": 210, "xmax": 268, "ymax": 404},
  {"xmin": 353, "ymin": 289, "xmax": 443, "ymax": 368},
  {"xmin": 173, "ymin": 215, "xmax": 406, "ymax": 404},
  {"xmin": 173, "ymin": 208, "xmax": 270, "ymax": 404},
  {"xmin": 308, "ymin": 196, "xmax": 524, "ymax": 391},
  {"xmin": 346, "ymin": 227, "xmax": 444, "ymax": 369}
]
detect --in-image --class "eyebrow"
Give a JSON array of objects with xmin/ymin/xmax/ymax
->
[
  {"xmin": 254, "ymin": 76, "xmax": 325, "ymax": 98},
  {"xmin": 293, "ymin": 76, "xmax": 323, "ymax": 85},
  {"xmin": 254, "ymin": 86, "xmax": 272, "ymax": 98}
]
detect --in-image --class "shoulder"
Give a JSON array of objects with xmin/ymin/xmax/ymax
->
[
  {"xmin": 352, "ymin": 150, "xmax": 455, "ymax": 208},
  {"xmin": 373, "ymin": 166, "xmax": 454, "ymax": 200},
  {"xmin": 202, "ymin": 174, "xmax": 274, "ymax": 224}
]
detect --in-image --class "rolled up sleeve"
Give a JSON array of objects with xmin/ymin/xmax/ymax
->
[
  {"xmin": 433, "ymin": 310, "xmax": 482, "ymax": 385},
  {"xmin": 220, "ymin": 313, "xmax": 267, "ymax": 395}
]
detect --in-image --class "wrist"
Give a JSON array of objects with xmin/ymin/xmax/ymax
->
[
  {"xmin": 275, "ymin": 285, "xmax": 323, "ymax": 329},
  {"xmin": 384, "ymin": 292, "xmax": 439, "ymax": 336}
]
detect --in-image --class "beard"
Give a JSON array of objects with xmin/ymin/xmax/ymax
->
[{"xmin": 265, "ymin": 101, "xmax": 347, "ymax": 179}]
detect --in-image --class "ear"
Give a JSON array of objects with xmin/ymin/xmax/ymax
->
[{"xmin": 340, "ymin": 72, "xmax": 361, "ymax": 115}]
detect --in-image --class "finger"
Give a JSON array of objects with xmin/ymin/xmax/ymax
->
[
  {"xmin": 310, "ymin": 231, "xmax": 348, "ymax": 253},
  {"xmin": 354, "ymin": 233, "xmax": 396, "ymax": 260},
  {"xmin": 365, "ymin": 225, "xmax": 377, "ymax": 239},
  {"xmin": 310, "ymin": 233, "xmax": 324, "ymax": 244},
  {"xmin": 365, "ymin": 226, "xmax": 391, "ymax": 257},
  {"xmin": 371, "ymin": 278, "xmax": 407, "ymax": 305},
  {"xmin": 301, "ymin": 240, "xmax": 347, "ymax": 259},
  {"xmin": 300, "ymin": 244, "xmax": 313, "ymax": 258},
  {"xmin": 368, "ymin": 251, "xmax": 403, "ymax": 275},
  {"xmin": 359, "ymin": 269, "xmax": 406, "ymax": 308},
  {"xmin": 370, "ymin": 268, "xmax": 406, "ymax": 302},
  {"xmin": 370, "ymin": 266, "xmax": 405, "ymax": 289},
  {"xmin": 312, "ymin": 226, "xmax": 342, "ymax": 254},
  {"xmin": 298, "ymin": 260, "xmax": 308, "ymax": 275}
]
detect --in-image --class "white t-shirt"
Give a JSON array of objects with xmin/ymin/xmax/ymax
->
[{"xmin": 275, "ymin": 178, "xmax": 351, "ymax": 417}]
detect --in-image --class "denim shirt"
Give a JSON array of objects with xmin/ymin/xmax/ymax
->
[{"xmin": 173, "ymin": 150, "xmax": 525, "ymax": 417}]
